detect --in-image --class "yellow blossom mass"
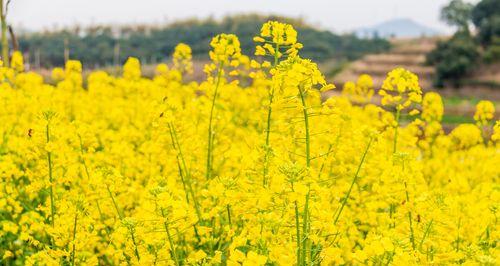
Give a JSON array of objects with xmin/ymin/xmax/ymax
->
[{"xmin": 0, "ymin": 22, "xmax": 498, "ymax": 266}]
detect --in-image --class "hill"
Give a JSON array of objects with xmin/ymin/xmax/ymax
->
[
  {"xmin": 355, "ymin": 18, "xmax": 442, "ymax": 38},
  {"xmin": 332, "ymin": 38, "xmax": 437, "ymax": 89}
]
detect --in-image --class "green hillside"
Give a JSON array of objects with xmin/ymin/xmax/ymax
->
[{"xmin": 19, "ymin": 14, "xmax": 390, "ymax": 68}]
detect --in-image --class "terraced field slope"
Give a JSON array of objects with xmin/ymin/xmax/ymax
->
[
  {"xmin": 333, "ymin": 38, "xmax": 438, "ymax": 91},
  {"xmin": 330, "ymin": 37, "xmax": 499, "ymax": 127}
]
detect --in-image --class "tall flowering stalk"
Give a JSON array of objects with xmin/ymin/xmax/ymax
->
[
  {"xmin": 274, "ymin": 56, "xmax": 333, "ymax": 265},
  {"xmin": 379, "ymin": 67, "xmax": 422, "ymax": 153},
  {"xmin": 172, "ymin": 43, "xmax": 194, "ymax": 76},
  {"xmin": 254, "ymin": 21, "xmax": 303, "ymax": 186},
  {"xmin": 43, "ymin": 111, "xmax": 57, "ymax": 228},
  {"xmin": 394, "ymin": 152, "xmax": 416, "ymax": 251},
  {"xmin": 273, "ymin": 56, "xmax": 333, "ymax": 167},
  {"xmin": 167, "ymin": 121, "xmax": 202, "ymax": 220},
  {"xmin": 205, "ymin": 34, "xmax": 241, "ymax": 180},
  {"xmin": 474, "ymin": 100, "xmax": 495, "ymax": 143}
]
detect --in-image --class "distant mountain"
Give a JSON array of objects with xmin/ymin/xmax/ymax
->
[{"xmin": 355, "ymin": 18, "xmax": 442, "ymax": 38}]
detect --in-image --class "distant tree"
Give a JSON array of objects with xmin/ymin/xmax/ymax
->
[
  {"xmin": 483, "ymin": 36, "xmax": 500, "ymax": 62},
  {"xmin": 440, "ymin": 0, "xmax": 474, "ymax": 33},
  {"xmin": 426, "ymin": 32, "xmax": 479, "ymax": 87},
  {"xmin": 471, "ymin": 0, "xmax": 500, "ymax": 45},
  {"xmin": 428, "ymin": 0, "xmax": 499, "ymax": 87}
]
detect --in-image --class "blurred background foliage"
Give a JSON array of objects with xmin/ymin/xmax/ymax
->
[{"xmin": 19, "ymin": 14, "xmax": 391, "ymax": 68}]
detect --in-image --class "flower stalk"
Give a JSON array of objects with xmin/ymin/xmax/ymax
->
[
  {"xmin": 393, "ymin": 108, "xmax": 401, "ymax": 154},
  {"xmin": 45, "ymin": 119, "xmax": 56, "ymax": 227},
  {"xmin": 263, "ymin": 43, "xmax": 280, "ymax": 186},
  {"xmin": 206, "ymin": 61, "xmax": 225, "ymax": 180},
  {"xmin": 334, "ymin": 137, "xmax": 373, "ymax": 224}
]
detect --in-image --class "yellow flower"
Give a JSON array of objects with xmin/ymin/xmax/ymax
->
[
  {"xmin": 172, "ymin": 43, "xmax": 193, "ymax": 74},
  {"xmin": 10, "ymin": 51, "xmax": 24, "ymax": 72},
  {"xmin": 357, "ymin": 73, "xmax": 373, "ymax": 89},
  {"xmin": 2, "ymin": 250, "xmax": 13, "ymax": 260},
  {"xmin": 187, "ymin": 250, "xmax": 207, "ymax": 264},
  {"xmin": 342, "ymin": 74, "xmax": 374, "ymax": 104},
  {"xmin": 474, "ymin": 100, "xmax": 495, "ymax": 126},
  {"xmin": 273, "ymin": 56, "xmax": 334, "ymax": 93},
  {"xmin": 0, "ymin": 20, "xmax": 497, "ymax": 266},
  {"xmin": 321, "ymin": 247, "xmax": 344, "ymax": 265},
  {"xmin": 421, "ymin": 92, "xmax": 444, "ymax": 122},
  {"xmin": 379, "ymin": 67, "xmax": 422, "ymax": 110},
  {"xmin": 65, "ymin": 59, "xmax": 82, "ymax": 74},
  {"xmin": 449, "ymin": 123, "xmax": 483, "ymax": 149},
  {"xmin": 123, "ymin": 57, "xmax": 141, "ymax": 80},
  {"xmin": 209, "ymin": 33, "xmax": 241, "ymax": 64},
  {"xmin": 242, "ymin": 251, "xmax": 267, "ymax": 266},
  {"xmin": 254, "ymin": 21, "xmax": 302, "ymax": 60},
  {"xmin": 155, "ymin": 63, "xmax": 169, "ymax": 76},
  {"xmin": 211, "ymin": 251, "xmax": 223, "ymax": 264},
  {"xmin": 51, "ymin": 67, "xmax": 65, "ymax": 82},
  {"xmin": 53, "ymin": 59, "xmax": 84, "ymax": 89}
]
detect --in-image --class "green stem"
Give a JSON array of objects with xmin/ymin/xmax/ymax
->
[
  {"xmin": 106, "ymin": 185, "xmax": 123, "ymax": 219},
  {"xmin": 169, "ymin": 122, "xmax": 202, "ymax": 221},
  {"xmin": 130, "ymin": 228, "xmax": 141, "ymax": 262},
  {"xmin": 334, "ymin": 137, "xmax": 373, "ymax": 224},
  {"xmin": 263, "ymin": 89, "xmax": 274, "ymax": 186},
  {"xmin": 393, "ymin": 108, "xmax": 401, "ymax": 154},
  {"xmin": 456, "ymin": 218, "xmax": 461, "ymax": 252},
  {"xmin": 206, "ymin": 61, "xmax": 224, "ymax": 180},
  {"xmin": 226, "ymin": 204, "xmax": 232, "ymax": 226},
  {"xmin": 262, "ymin": 43, "xmax": 280, "ymax": 187},
  {"xmin": 301, "ymin": 190, "xmax": 310, "ymax": 266},
  {"xmin": 318, "ymin": 144, "xmax": 333, "ymax": 179},
  {"xmin": 70, "ymin": 212, "xmax": 78, "ymax": 266},
  {"xmin": 46, "ymin": 121, "xmax": 56, "ymax": 227},
  {"xmin": 78, "ymin": 135, "xmax": 115, "ymax": 264},
  {"xmin": 419, "ymin": 219, "xmax": 433, "ymax": 250},
  {"xmin": 294, "ymin": 201, "xmax": 301, "ymax": 266},
  {"xmin": 77, "ymin": 134, "xmax": 91, "ymax": 179},
  {"xmin": 389, "ymin": 203, "xmax": 396, "ymax": 228},
  {"xmin": 404, "ymin": 181, "xmax": 416, "ymax": 250},
  {"xmin": 95, "ymin": 199, "xmax": 112, "ymax": 238},
  {"xmin": 167, "ymin": 123, "xmax": 190, "ymax": 202},
  {"xmin": 161, "ymin": 209, "xmax": 180, "ymax": 266},
  {"xmin": 107, "ymin": 186, "xmax": 140, "ymax": 262},
  {"xmin": 298, "ymin": 86, "xmax": 310, "ymax": 168},
  {"xmin": 298, "ymin": 83, "xmax": 312, "ymax": 265},
  {"xmin": 94, "ymin": 200, "xmax": 116, "ymax": 266}
]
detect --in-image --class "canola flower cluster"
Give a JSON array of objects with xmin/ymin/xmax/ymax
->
[{"xmin": 0, "ymin": 22, "xmax": 499, "ymax": 266}]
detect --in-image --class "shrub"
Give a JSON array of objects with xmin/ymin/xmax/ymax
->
[{"xmin": 426, "ymin": 32, "xmax": 479, "ymax": 87}]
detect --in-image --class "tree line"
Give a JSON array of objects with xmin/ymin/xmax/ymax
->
[{"xmin": 18, "ymin": 14, "xmax": 391, "ymax": 68}]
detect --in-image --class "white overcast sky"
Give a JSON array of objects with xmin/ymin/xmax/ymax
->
[{"xmin": 10, "ymin": 0, "xmax": 479, "ymax": 33}]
